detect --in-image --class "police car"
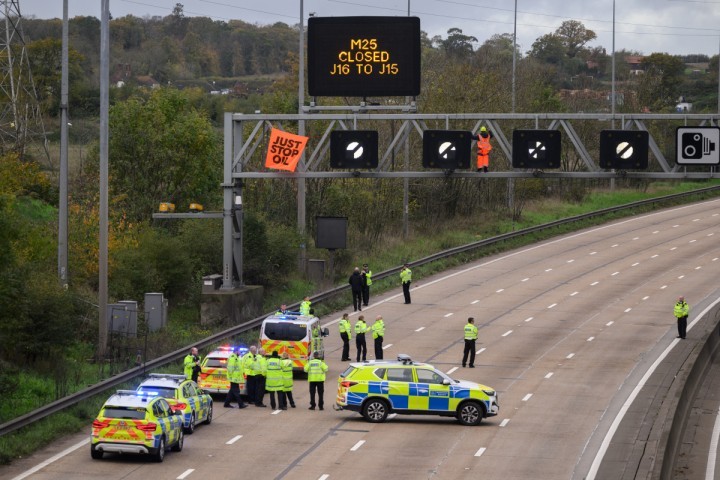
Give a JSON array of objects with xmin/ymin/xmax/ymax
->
[
  {"xmin": 198, "ymin": 346, "xmax": 248, "ymax": 394},
  {"xmin": 335, "ymin": 354, "xmax": 499, "ymax": 426},
  {"xmin": 136, "ymin": 374, "xmax": 213, "ymax": 434},
  {"xmin": 91, "ymin": 389, "xmax": 184, "ymax": 462}
]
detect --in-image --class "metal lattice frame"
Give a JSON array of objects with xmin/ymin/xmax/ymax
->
[{"xmin": 0, "ymin": 0, "xmax": 49, "ymax": 161}]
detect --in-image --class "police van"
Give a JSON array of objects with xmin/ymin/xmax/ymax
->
[{"xmin": 260, "ymin": 312, "xmax": 329, "ymax": 371}]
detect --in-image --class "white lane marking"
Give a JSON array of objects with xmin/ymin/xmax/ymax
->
[
  {"xmin": 382, "ymin": 343, "xmax": 393, "ymax": 350},
  {"xmin": 474, "ymin": 447, "xmax": 486, "ymax": 457},
  {"xmin": 673, "ymin": 224, "xmax": 679, "ymax": 228},
  {"xmin": 318, "ymin": 475, "xmax": 330, "ymax": 480},
  {"xmin": 642, "ymin": 296, "xmax": 649, "ymax": 300},
  {"xmin": 570, "ymin": 291, "xmax": 579, "ymax": 296},
  {"xmin": 705, "ymin": 406, "xmax": 720, "ymax": 480},
  {"xmin": 715, "ymin": 258, "xmax": 719, "ymax": 261},
  {"xmin": 545, "ymin": 268, "xmax": 553, "ymax": 272},
  {"xmin": 678, "ymin": 275, "xmax": 685, "ymax": 279},
  {"xmin": 444, "ymin": 313, "xmax": 454, "ymax": 317},
  {"xmin": 670, "ymin": 247, "xmax": 677, "ymax": 251},
  {"xmin": 522, "ymin": 393, "xmax": 533, "ymax": 402},
  {"xmin": 589, "ymin": 251, "xmax": 597, "ymax": 255},
  {"xmin": 524, "ymin": 317, "xmax": 534, "ymax": 322},
  {"xmin": 652, "ymin": 230, "xmax": 660, "ymax": 233},
  {"xmin": 500, "ymin": 419, "xmax": 510, "ymax": 427},
  {"xmin": 177, "ymin": 470, "xmax": 195, "ymax": 480},
  {"xmin": 478, "ymin": 348, "xmax": 487, "ymax": 354},
  {"xmin": 611, "ymin": 244, "xmax": 619, "ymax": 248},
  {"xmin": 350, "ymin": 440, "xmax": 366, "ymax": 451},
  {"xmin": 714, "ymin": 214, "xmax": 719, "ymax": 217},
  {"xmin": 272, "ymin": 409, "xmax": 282, "ymax": 415},
  {"xmin": 11, "ymin": 438, "xmax": 90, "ymax": 480},
  {"xmin": 651, "ymin": 254, "xmax": 659, "ymax": 258},
  {"xmin": 567, "ymin": 259, "xmax": 575, "ymax": 263},
  {"xmin": 661, "ymin": 285, "xmax": 668, "ymax": 289},
  {"xmin": 632, "ymin": 262, "xmax": 639, "ymax": 267},
  {"xmin": 633, "ymin": 237, "xmax": 639, "ymax": 240},
  {"xmin": 521, "ymin": 277, "xmax": 530, "ymax": 282},
  {"xmin": 693, "ymin": 218, "xmax": 700, "ymax": 222},
  {"xmin": 690, "ymin": 239, "xmax": 697, "ymax": 243},
  {"xmin": 709, "ymin": 233, "xmax": 715, "ymax": 237},
  {"xmin": 496, "ymin": 288, "xmax": 505, "ymax": 293},
  {"xmin": 502, "ymin": 330, "xmax": 513, "ymax": 337},
  {"xmin": 471, "ymin": 300, "xmax": 480, "ymax": 304},
  {"xmin": 696, "ymin": 266, "xmax": 702, "ymax": 270},
  {"xmin": 566, "ymin": 353, "xmax": 575, "ymax": 359},
  {"xmin": 545, "ymin": 372, "xmax": 554, "ymax": 379},
  {"xmin": 415, "ymin": 326, "xmax": 425, "ymax": 332},
  {"xmin": 624, "ymin": 308, "xmax": 632, "ymax": 313},
  {"xmin": 611, "ymin": 271, "xmax": 619, "ymax": 276},
  {"xmin": 588, "ymin": 295, "xmax": 720, "ymax": 480},
  {"xmin": 606, "ymin": 321, "xmax": 614, "ymax": 326},
  {"xmin": 226, "ymin": 435, "xmax": 243, "ymax": 445},
  {"xmin": 591, "ymin": 281, "xmax": 599, "ymax": 286},
  {"xmin": 587, "ymin": 337, "xmax": 595, "ymax": 342},
  {"xmin": 447, "ymin": 366, "xmax": 459, "ymax": 375},
  {"xmin": 548, "ymin": 303, "xmax": 557, "ymax": 309}
]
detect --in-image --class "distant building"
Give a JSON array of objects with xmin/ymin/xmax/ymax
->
[{"xmin": 625, "ymin": 55, "xmax": 645, "ymax": 75}]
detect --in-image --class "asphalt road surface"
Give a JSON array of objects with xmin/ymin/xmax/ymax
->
[{"xmin": 4, "ymin": 199, "xmax": 720, "ymax": 480}]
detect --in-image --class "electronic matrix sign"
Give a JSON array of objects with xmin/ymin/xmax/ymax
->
[{"xmin": 307, "ymin": 16, "xmax": 421, "ymax": 97}]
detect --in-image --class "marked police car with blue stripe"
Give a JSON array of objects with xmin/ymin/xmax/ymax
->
[
  {"xmin": 335, "ymin": 354, "xmax": 499, "ymax": 425},
  {"xmin": 136, "ymin": 373, "xmax": 212, "ymax": 434}
]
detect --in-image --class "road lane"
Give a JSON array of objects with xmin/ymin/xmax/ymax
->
[{"xmin": 4, "ymin": 200, "xmax": 720, "ymax": 480}]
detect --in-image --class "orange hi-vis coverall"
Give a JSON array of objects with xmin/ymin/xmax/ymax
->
[{"xmin": 476, "ymin": 134, "xmax": 492, "ymax": 170}]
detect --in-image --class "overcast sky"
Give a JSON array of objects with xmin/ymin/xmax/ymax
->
[{"xmin": 20, "ymin": 0, "xmax": 720, "ymax": 58}]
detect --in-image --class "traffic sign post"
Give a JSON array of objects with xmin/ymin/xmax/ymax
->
[{"xmin": 676, "ymin": 126, "xmax": 720, "ymax": 165}]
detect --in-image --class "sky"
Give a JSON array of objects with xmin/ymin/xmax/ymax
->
[{"xmin": 19, "ymin": 0, "xmax": 720, "ymax": 58}]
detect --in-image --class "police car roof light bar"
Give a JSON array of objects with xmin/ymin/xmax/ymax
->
[{"xmin": 147, "ymin": 373, "xmax": 186, "ymax": 381}]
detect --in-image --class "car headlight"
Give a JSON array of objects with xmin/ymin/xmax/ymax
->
[{"xmin": 482, "ymin": 389, "xmax": 496, "ymax": 397}]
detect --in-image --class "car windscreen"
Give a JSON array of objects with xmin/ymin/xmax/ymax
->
[
  {"xmin": 102, "ymin": 407, "xmax": 146, "ymax": 420},
  {"xmin": 263, "ymin": 322, "xmax": 307, "ymax": 341},
  {"xmin": 204, "ymin": 358, "xmax": 227, "ymax": 368},
  {"xmin": 136, "ymin": 386, "xmax": 178, "ymax": 399}
]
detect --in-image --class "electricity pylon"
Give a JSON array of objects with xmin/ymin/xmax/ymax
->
[{"xmin": 0, "ymin": 0, "xmax": 49, "ymax": 162}]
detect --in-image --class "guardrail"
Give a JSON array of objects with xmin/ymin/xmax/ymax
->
[{"xmin": 2, "ymin": 184, "xmax": 719, "ymax": 438}]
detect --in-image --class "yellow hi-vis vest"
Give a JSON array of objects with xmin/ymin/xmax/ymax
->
[
  {"xmin": 304, "ymin": 358, "xmax": 328, "ymax": 382},
  {"xmin": 400, "ymin": 267, "xmax": 412, "ymax": 284},
  {"xmin": 183, "ymin": 354, "xmax": 195, "ymax": 379},
  {"xmin": 464, "ymin": 323, "xmax": 478, "ymax": 340},
  {"xmin": 300, "ymin": 300, "xmax": 311, "ymax": 316},
  {"xmin": 372, "ymin": 320, "xmax": 385, "ymax": 339},
  {"xmin": 365, "ymin": 270, "xmax": 373, "ymax": 286},
  {"xmin": 281, "ymin": 358, "xmax": 294, "ymax": 391},
  {"xmin": 226, "ymin": 354, "xmax": 244, "ymax": 383},
  {"xmin": 674, "ymin": 301, "xmax": 689, "ymax": 318},
  {"xmin": 242, "ymin": 352, "xmax": 255, "ymax": 376},
  {"xmin": 339, "ymin": 318, "xmax": 352, "ymax": 338},
  {"xmin": 355, "ymin": 321, "xmax": 368, "ymax": 335},
  {"xmin": 265, "ymin": 357, "xmax": 283, "ymax": 391}
]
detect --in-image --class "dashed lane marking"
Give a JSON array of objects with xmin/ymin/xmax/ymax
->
[
  {"xmin": 226, "ymin": 435, "xmax": 243, "ymax": 445},
  {"xmin": 382, "ymin": 343, "xmax": 393, "ymax": 350},
  {"xmin": 350, "ymin": 440, "xmax": 366, "ymax": 451},
  {"xmin": 545, "ymin": 372, "xmax": 554, "ymax": 379},
  {"xmin": 566, "ymin": 353, "xmax": 575, "ymax": 359},
  {"xmin": 177, "ymin": 469, "xmax": 195, "ymax": 480},
  {"xmin": 447, "ymin": 367, "xmax": 459, "ymax": 375},
  {"xmin": 502, "ymin": 330, "xmax": 513, "ymax": 337},
  {"xmin": 415, "ymin": 327, "xmax": 425, "ymax": 332},
  {"xmin": 522, "ymin": 394, "xmax": 533, "ymax": 402},
  {"xmin": 474, "ymin": 447, "xmax": 486, "ymax": 457},
  {"xmin": 606, "ymin": 321, "xmax": 614, "ymax": 326},
  {"xmin": 499, "ymin": 419, "xmax": 510, "ymax": 427}
]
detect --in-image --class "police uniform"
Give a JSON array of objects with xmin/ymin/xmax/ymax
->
[
  {"xmin": 339, "ymin": 316, "xmax": 352, "ymax": 361},
  {"xmin": 362, "ymin": 265, "xmax": 372, "ymax": 306},
  {"xmin": 372, "ymin": 317, "xmax": 385, "ymax": 360},
  {"xmin": 355, "ymin": 318, "xmax": 368, "ymax": 361},
  {"xmin": 224, "ymin": 351, "xmax": 248, "ymax": 408},
  {"xmin": 281, "ymin": 356, "xmax": 296, "ymax": 408},
  {"xmin": 674, "ymin": 297, "xmax": 689, "ymax": 339},
  {"xmin": 462, "ymin": 319, "xmax": 478, "ymax": 368},
  {"xmin": 304, "ymin": 355, "xmax": 329, "ymax": 410},
  {"xmin": 265, "ymin": 352, "xmax": 285, "ymax": 410},
  {"xmin": 400, "ymin": 265, "xmax": 412, "ymax": 304}
]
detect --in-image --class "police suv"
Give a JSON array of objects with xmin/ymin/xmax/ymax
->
[{"xmin": 335, "ymin": 354, "xmax": 499, "ymax": 426}]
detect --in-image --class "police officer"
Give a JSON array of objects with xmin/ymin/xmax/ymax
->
[
  {"xmin": 339, "ymin": 313, "xmax": 352, "ymax": 361},
  {"xmin": 276, "ymin": 304, "xmax": 289, "ymax": 315},
  {"xmin": 254, "ymin": 348, "xmax": 268, "ymax": 407},
  {"xmin": 674, "ymin": 296, "xmax": 690, "ymax": 339},
  {"xmin": 281, "ymin": 352, "xmax": 296, "ymax": 408},
  {"xmin": 224, "ymin": 348, "xmax": 248, "ymax": 408},
  {"xmin": 355, "ymin": 315, "xmax": 368, "ymax": 362},
  {"xmin": 265, "ymin": 351, "xmax": 285, "ymax": 410},
  {"xmin": 349, "ymin": 267, "xmax": 365, "ymax": 311},
  {"xmin": 183, "ymin": 347, "xmax": 200, "ymax": 380},
  {"xmin": 304, "ymin": 352, "xmax": 329, "ymax": 410},
  {"xmin": 362, "ymin": 264, "xmax": 372, "ymax": 306},
  {"xmin": 372, "ymin": 315, "xmax": 385, "ymax": 360},
  {"xmin": 243, "ymin": 346, "xmax": 257, "ymax": 404},
  {"xmin": 300, "ymin": 296, "xmax": 312, "ymax": 316},
  {"xmin": 462, "ymin": 317, "xmax": 478, "ymax": 368},
  {"xmin": 400, "ymin": 264, "xmax": 412, "ymax": 304}
]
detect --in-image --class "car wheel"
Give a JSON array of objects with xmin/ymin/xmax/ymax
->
[
  {"xmin": 171, "ymin": 430, "xmax": 184, "ymax": 452},
  {"xmin": 362, "ymin": 398, "xmax": 389, "ymax": 423},
  {"xmin": 90, "ymin": 446, "xmax": 103, "ymax": 460},
  {"xmin": 153, "ymin": 437, "xmax": 165, "ymax": 462},
  {"xmin": 457, "ymin": 401, "xmax": 484, "ymax": 426},
  {"xmin": 185, "ymin": 413, "xmax": 195, "ymax": 434},
  {"xmin": 203, "ymin": 404, "xmax": 213, "ymax": 425}
]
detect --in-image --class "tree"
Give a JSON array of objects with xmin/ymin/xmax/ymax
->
[
  {"xmin": 440, "ymin": 28, "xmax": 477, "ymax": 58},
  {"xmin": 528, "ymin": 33, "xmax": 565, "ymax": 65},
  {"xmin": 555, "ymin": 20, "xmax": 596, "ymax": 59},
  {"xmin": 92, "ymin": 88, "xmax": 221, "ymax": 222},
  {"xmin": 639, "ymin": 53, "xmax": 686, "ymax": 109}
]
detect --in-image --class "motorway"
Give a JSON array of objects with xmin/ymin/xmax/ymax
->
[{"xmin": 3, "ymin": 199, "xmax": 720, "ymax": 480}]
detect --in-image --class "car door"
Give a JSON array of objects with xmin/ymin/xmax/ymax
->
[
  {"xmin": 413, "ymin": 367, "xmax": 451, "ymax": 412},
  {"xmin": 385, "ymin": 367, "xmax": 413, "ymax": 410}
]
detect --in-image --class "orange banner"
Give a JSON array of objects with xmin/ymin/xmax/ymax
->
[{"xmin": 264, "ymin": 128, "xmax": 308, "ymax": 172}]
